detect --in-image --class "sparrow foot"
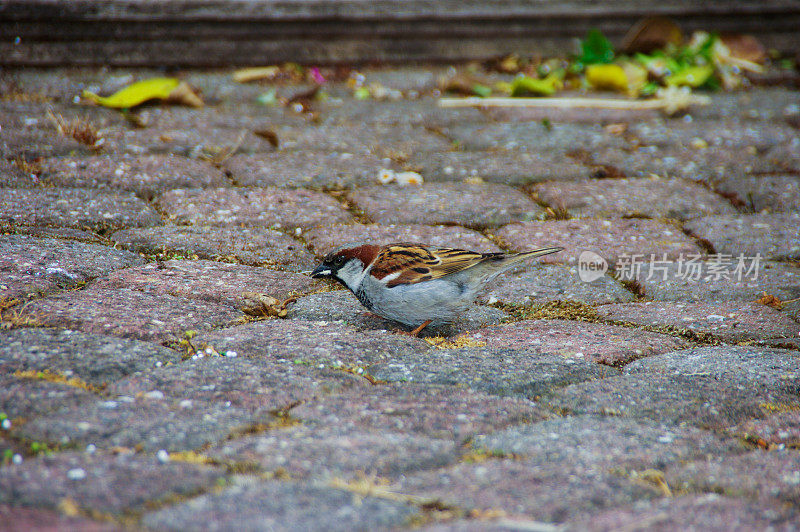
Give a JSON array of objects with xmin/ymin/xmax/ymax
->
[{"xmin": 395, "ymin": 319, "xmax": 433, "ymax": 337}]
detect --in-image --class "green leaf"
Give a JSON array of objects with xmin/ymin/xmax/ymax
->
[
  {"xmin": 510, "ymin": 72, "xmax": 562, "ymax": 97},
  {"xmin": 471, "ymin": 84, "xmax": 492, "ymax": 97},
  {"xmin": 665, "ymin": 65, "xmax": 714, "ymax": 88},
  {"xmin": 579, "ymin": 29, "xmax": 615, "ymax": 65},
  {"xmin": 256, "ymin": 88, "xmax": 277, "ymax": 106}
]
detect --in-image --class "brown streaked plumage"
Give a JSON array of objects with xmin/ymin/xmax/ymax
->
[{"xmin": 310, "ymin": 242, "xmax": 564, "ymax": 334}]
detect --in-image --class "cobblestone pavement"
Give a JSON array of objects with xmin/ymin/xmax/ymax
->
[{"xmin": 1, "ymin": 66, "xmax": 800, "ymax": 530}]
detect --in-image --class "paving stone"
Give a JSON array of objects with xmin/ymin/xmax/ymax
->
[
  {"xmin": 0, "ymin": 119, "xmax": 95, "ymax": 159},
  {"xmin": 444, "ymin": 122, "xmax": 626, "ymax": 153},
  {"xmin": 0, "ymin": 234, "xmax": 144, "ymax": 299},
  {"xmin": 142, "ymin": 478, "xmax": 417, "ymax": 532},
  {"xmin": 545, "ymin": 374, "xmax": 800, "ymax": 429},
  {"xmin": 287, "ymin": 289, "xmax": 505, "ymax": 336},
  {"xmin": 198, "ymin": 319, "xmax": 429, "ymax": 367},
  {"xmin": 0, "ymin": 159, "xmax": 39, "ymax": 188},
  {"xmin": 0, "ymin": 328, "xmax": 181, "ymax": 387},
  {"xmin": 732, "ymin": 410, "xmax": 800, "ymax": 447},
  {"xmin": 0, "ymin": 188, "xmax": 161, "ymax": 232},
  {"xmin": 494, "ymin": 219, "xmax": 703, "ymax": 266},
  {"xmin": 0, "ymin": 504, "xmax": 120, "ymax": 532},
  {"xmin": 467, "ymin": 319, "xmax": 688, "ymax": 366},
  {"xmin": 294, "ymin": 383, "xmax": 543, "ymax": 441},
  {"xmin": 714, "ymin": 174, "xmax": 800, "ymax": 213},
  {"xmin": 223, "ymin": 152, "xmax": 390, "ymax": 190},
  {"xmin": 414, "ymin": 518, "xmax": 559, "ymax": 532},
  {"xmin": 480, "ymin": 263, "xmax": 634, "ymax": 306},
  {"xmin": 107, "ymin": 356, "xmax": 364, "ymax": 412},
  {"xmin": 18, "ymin": 395, "xmax": 255, "ymax": 452},
  {"xmin": 398, "ymin": 460, "xmax": 659, "ymax": 523},
  {"xmin": 3, "ymin": 224, "xmax": 106, "ymax": 244},
  {"xmin": 38, "ymin": 154, "xmax": 229, "ymax": 200},
  {"xmin": 563, "ymin": 494, "xmax": 800, "ymax": 532},
  {"xmin": 0, "ymin": 374, "xmax": 95, "ymax": 421},
  {"xmin": 597, "ymin": 302, "xmax": 800, "ymax": 345},
  {"xmin": 208, "ymin": 425, "xmax": 457, "ymax": 479},
  {"xmin": 627, "ymin": 118, "xmax": 796, "ymax": 151},
  {"xmin": 533, "ymin": 177, "xmax": 736, "ymax": 220},
  {"xmin": 318, "ymin": 96, "xmax": 485, "ymax": 128},
  {"xmin": 95, "ymin": 259, "xmax": 320, "ymax": 307},
  {"xmin": 0, "ymin": 451, "xmax": 224, "ymax": 514},
  {"xmin": 21, "ymin": 287, "xmax": 240, "ymax": 343},
  {"xmin": 405, "ymin": 150, "xmax": 590, "ymax": 185},
  {"xmin": 368, "ymin": 347, "xmax": 614, "ymax": 400},
  {"xmin": 665, "ymin": 450, "xmax": 800, "ymax": 505},
  {"xmin": 684, "ymin": 212, "xmax": 800, "ymax": 260},
  {"xmin": 632, "ymin": 260, "xmax": 800, "ymax": 303},
  {"xmin": 623, "ymin": 346, "xmax": 800, "ymax": 396},
  {"xmin": 111, "ymin": 225, "xmax": 315, "ymax": 270},
  {"xmin": 474, "ymin": 415, "xmax": 745, "ymax": 470},
  {"xmin": 347, "ymin": 183, "xmax": 544, "ymax": 229},
  {"xmin": 156, "ymin": 187, "xmax": 353, "ymax": 229},
  {"xmin": 304, "ymin": 222, "xmax": 500, "ymax": 256}
]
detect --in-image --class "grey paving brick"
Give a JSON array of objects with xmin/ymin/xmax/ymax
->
[
  {"xmin": 156, "ymin": 187, "xmax": 353, "ymax": 229},
  {"xmin": 494, "ymin": 219, "xmax": 703, "ymax": 266},
  {"xmin": 563, "ymin": 494, "xmax": 800, "ymax": 532},
  {"xmin": 533, "ymin": 177, "xmax": 736, "ymax": 220},
  {"xmin": 0, "ymin": 451, "xmax": 224, "ymax": 514},
  {"xmin": 714, "ymin": 174, "xmax": 800, "ymax": 213},
  {"xmin": 0, "ymin": 234, "xmax": 144, "ymax": 299},
  {"xmin": 142, "ymin": 479, "xmax": 417, "ymax": 532},
  {"xmin": 546, "ymin": 373, "xmax": 800, "ymax": 429},
  {"xmin": 347, "ymin": 183, "xmax": 544, "ymax": 229},
  {"xmin": 18, "ymin": 395, "xmax": 255, "ymax": 452},
  {"xmin": 223, "ymin": 151, "xmax": 389, "ymax": 190},
  {"xmin": 623, "ymin": 345, "xmax": 800, "ymax": 396},
  {"xmin": 304, "ymin": 222, "xmax": 500, "ymax": 256},
  {"xmin": 0, "ymin": 504, "xmax": 120, "ymax": 532},
  {"xmin": 198, "ymin": 319, "xmax": 430, "ymax": 367},
  {"xmin": 474, "ymin": 415, "xmax": 745, "ymax": 470},
  {"xmin": 95, "ymin": 259, "xmax": 320, "ymax": 307},
  {"xmin": 293, "ymin": 383, "xmax": 544, "ymax": 441},
  {"xmin": 208, "ymin": 425, "xmax": 457, "ymax": 479},
  {"xmin": 0, "ymin": 374, "xmax": 95, "ymax": 421},
  {"xmin": 111, "ymin": 225, "xmax": 314, "ymax": 269},
  {"xmin": 398, "ymin": 460, "xmax": 659, "ymax": 523},
  {"xmin": 597, "ymin": 301, "xmax": 800, "ymax": 345},
  {"xmin": 21, "ymin": 287, "xmax": 241, "ymax": 343},
  {"xmin": 38, "ymin": 154, "xmax": 229, "ymax": 200},
  {"xmin": 467, "ymin": 319, "xmax": 688, "ymax": 366},
  {"xmin": 665, "ymin": 450, "xmax": 800, "ymax": 505},
  {"xmin": 0, "ymin": 328, "xmax": 181, "ymax": 387},
  {"xmin": 369, "ymin": 346, "xmax": 614, "ymax": 399},
  {"xmin": 684, "ymin": 212, "xmax": 800, "ymax": 260},
  {"xmin": 0, "ymin": 188, "xmax": 161, "ymax": 231},
  {"xmin": 107, "ymin": 356, "xmax": 364, "ymax": 412},
  {"xmin": 406, "ymin": 150, "xmax": 590, "ymax": 185},
  {"xmin": 633, "ymin": 260, "xmax": 800, "ymax": 303},
  {"xmin": 444, "ymin": 122, "xmax": 626, "ymax": 153},
  {"xmin": 0, "ymin": 160, "xmax": 39, "ymax": 188}
]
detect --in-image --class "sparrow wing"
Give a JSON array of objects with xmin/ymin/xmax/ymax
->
[{"xmin": 370, "ymin": 243, "xmax": 501, "ymax": 287}]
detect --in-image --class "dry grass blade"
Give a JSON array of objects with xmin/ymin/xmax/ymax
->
[{"xmin": 46, "ymin": 109, "xmax": 104, "ymax": 150}]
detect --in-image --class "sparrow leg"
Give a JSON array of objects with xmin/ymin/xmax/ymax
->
[{"xmin": 407, "ymin": 319, "xmax": 433, "ymax": 337}]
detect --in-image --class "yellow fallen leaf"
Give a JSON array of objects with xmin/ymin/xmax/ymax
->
[
  {"xmin": 586, "ymin": 64, "xmax": 628, "ymax": 92},
  {"xmin": 82, "ymin": 77, "xmax": 202, "ymax": 108}
]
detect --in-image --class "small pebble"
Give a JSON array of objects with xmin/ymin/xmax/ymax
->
[
  {"xmin": 156, "ymin": 449, "xmax": 170, "ymax": 463},
  {"xmin": 225, "ymin": 350, "xmax": 238, "ymax": 358},
  {"xmin": 67, "ymin": 468, "xmax": 87, "ymax": 481},
  {"xmin": 1, "ymin": 419, "xmax": 11, "ymax": 430},
  {"xmin": 12, "ymin": 454, "xmax": 22, "ymax": 465},
  {"xmin": 86, "ymin": 444, "xmax": 97, "ymax": 454},
  {"xmin": 144, "ymin": 390, "xmax": 165, "ymax": 400}
]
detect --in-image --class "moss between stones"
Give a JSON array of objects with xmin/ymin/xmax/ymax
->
[{"xmin": 13, "ymin": 368, "xmax": 102, "ymax": 393}]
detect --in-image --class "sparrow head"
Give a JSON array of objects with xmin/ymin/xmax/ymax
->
[{"xmin": 310, "ymin": 244, "xmax": 380, "ymax": 291}]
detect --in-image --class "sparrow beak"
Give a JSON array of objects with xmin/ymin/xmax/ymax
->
[{"xmin": 310, "ymin": 265, "xmax": 332, "ymax": 278}]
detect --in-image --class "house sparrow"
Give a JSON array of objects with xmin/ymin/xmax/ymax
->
[{"xmin": 310, "ymin": 242, "xmax": 563, "ymax": 335}]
